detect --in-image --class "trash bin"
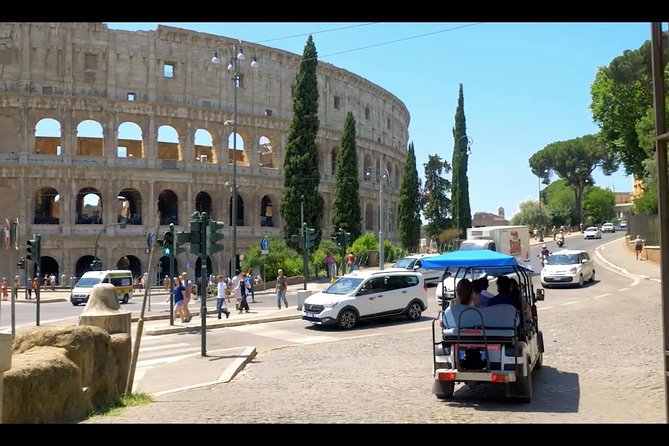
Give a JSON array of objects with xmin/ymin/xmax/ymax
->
[{"xmin": 368, "ymin": 250, "xmax": 379, "ymax": 267}]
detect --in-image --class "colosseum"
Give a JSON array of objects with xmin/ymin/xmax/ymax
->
[{"xmin": 0, "ymin": 22, "xmax": 410, "ymax": 285}]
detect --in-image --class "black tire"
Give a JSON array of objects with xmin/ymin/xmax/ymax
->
[
  {"xmin": 577, "ymin": 274, "xmax": 584, "ymax": 287},
  {"xmin": 122, "ymin": 294, "xmax": 129, "ymax": 304},
  {"xmin": 405, "ymin": 301, "xmax": 423, "ymax": 321},
  {"xmin": 434, "ymin": 380, "xmax": 455, "ymax": 399},
  {"xmin": 337, "ymin": 308, "xmax": 358, "ymax": 330},
  {"xmin": 515, "ymin": 356, "xmax": 533, "ymax": 403},
  {"xmin": 535, "ymin": 351, "xmax": 543, "ymax": 369},
  {"xmin": 589, "ymin": 270, "xmax": 595, "ymax": 282}
]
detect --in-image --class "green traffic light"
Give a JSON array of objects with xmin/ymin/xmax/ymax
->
[{"xmin": 163, "ymin": 247, "xmax": 171, "ymax": 256}]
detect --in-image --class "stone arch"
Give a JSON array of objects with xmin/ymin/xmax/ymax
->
[
  {"xmin": 258, "ymin": 135, "xmax": 274, "ymax": 168},
  {"xmin": 394, "ymin": 162, "xmax": 400, "ymax": 188},
  {"xmin": 194, "ymin": 128, "xmax": 215, "ymax": 163},
  {"xmin": 227, "ymin": 131, "xmax": 247, "ymax": 166},
  {"xmin": 76, "ymin": 119, "xmax": 104, "ymax": 156},
  {"xmin": 260, "ymin": 195, "xmax": 276, "ymax": 227},
  {"xmin": 76, "ymin": 187, "xmax": 102, "ymax": 225},
  {"xmin": 195, "ymin": 191, "xmax": 213, "ymax": 217},
  {"xmin": 119, "ymin": 255, "xmax": 142, "ymax": 278},
  {"xmin": 365, "ymin": 202, "xmax": 375, "ymax": 231},
  {"xmin": 229, "ymin": 193, "xmax": 245, "ymax": 227},
  {"xmin": 0, "ymin": 114, "xmax": 19, "ymax": 154},
  {"xmin": 76, "ymin": 255, "xmax": 96, "ymax": 278},
  {"xmin": 34, "ymin": 187, "xmax": 60, "ymax": 225},
  {"xmin": 363, "ymin": 154, "xmax": 373, "ymax": 182},
  {"xmin": 117, "ymin": 188, "xmax": 142, "ymax": 225},
  {"xmin": 39, "ymin": 257, "xmax": 60, "ymax": 283},
  {"xmin": 158, "ymin": 189, "xmax": 179, "ymax": 225},
  {"xmin": 35, "ymin": 118, "xmax": 61, "ymax": 155},
  {"xmin": 330, "ymin": 147, "xmax": 339, "ymax": 176},
  {"xmin": 385, "ymin": 161, "xmax": 393, "ymax": 188},
  {"xmin": 157, "ymin": 125, "xmax": 180, "ymax": 160},
  {"xmin": 118, "ymin": 121, "xmax": 143, "ymax": 158}
]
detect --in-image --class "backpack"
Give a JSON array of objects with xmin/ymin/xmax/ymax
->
[{"xmin": 635, "ymin": 239, "xmax": 643, "ymax": 249}]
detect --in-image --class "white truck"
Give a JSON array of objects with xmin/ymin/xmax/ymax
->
[
  {"xmin": 460, "ymin": 225, "xmax": 531, "ymax": 263},
  {"xmin": 435, "ymin": 225, "xmax": 532, "ymax": 304}
]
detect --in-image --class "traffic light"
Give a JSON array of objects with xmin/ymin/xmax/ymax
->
[
  {"xmin": 17, "ymin": 257, "xmax": 25, "ymax": 270},
  {"xmin": 175, "ymin": 230, "xmax": 191, "ymax": 255},
  {"xmin": 26, "ymin": 235, "xmax": 41, "ymax": 263},
  {"xmin": 189, "ymin": 218, "xmax": 202, "ymax": 255},
  {"xmin": 163, "ymin": 225, "xmax": 174, "ymax": 256},
  {"xmin": 208, "ymin": 220, "xmax": 225, "ymax": 254},
  {"xmin": 305, "ymin": 227, "xmax": 317, "ymax": 249}
]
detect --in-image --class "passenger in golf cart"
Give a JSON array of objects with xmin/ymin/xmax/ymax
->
[{"xmin": 421, "ymin": 250, "xmax": 544, "ymax": 402}]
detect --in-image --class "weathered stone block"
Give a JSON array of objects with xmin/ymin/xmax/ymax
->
[{"xmin": 78, "ymin": 283, "xmax": 131, "ymax": 335}]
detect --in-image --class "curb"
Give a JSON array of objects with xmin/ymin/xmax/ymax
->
[
  {"xmin": 144, "ymin": 313, "xmax": 302, "ymax": 335},
  {"xmin": 7, "ymin": 298, "xmax": 68, "ymax": 304}
]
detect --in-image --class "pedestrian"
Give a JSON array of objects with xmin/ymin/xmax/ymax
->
[
  {"xmin": 180, "ymin": 272, "xmax": 192, "ymax": 321},
  {"xmin": 246, "ymin": 267, "xmax": 256, "ymax": 303},
  {"xmin": 26, "ymin": 276, "xmax": 32, "ymax": 299},
  {"xmin": 215, "ymin": 274, "xmax": 230, "ymax": 319},
  {"xmin": 275, "ymin": 268, "xmax": 288, "ymax": 309},
  {"xmin": 236, "ymin": 271, "xmax": 250, "ymax": 313},
  {"xmin": 1, "ymin": 277, "xmax": 8, "ymax": 301},
  {"xmin": 13, "ymin": 275, "xmax": 20, "ymax": 301},
  {"xmin": 173, "ymin": 276, "xmax": 188, "ymax": 323},
  {"xmin": 347, "ymin": 252, "xmax": 356, "ymax": 273},
  {"xmin": 324, "ymin": 252, "xmax": 335, "ymax": 280},
  {"xmin": 635, "ymin": 235, "xmax": 644, "ymax": 260}
]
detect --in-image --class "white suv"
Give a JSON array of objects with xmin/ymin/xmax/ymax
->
[
  {"xmin": 302, "ymin": 270, "xmax": 428, "ymax": 329},
  {"xmin": 540, "ymin": 249, "xmax": 595, "ymax": 288},
  {"xmin": 390, "ymin": 253, "xmax": 442, "ymax": 285}
]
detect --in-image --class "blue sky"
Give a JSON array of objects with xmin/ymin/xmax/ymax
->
[{"xmin": 104, "ymin": 22, "xmax": 651, "ymax": 219}]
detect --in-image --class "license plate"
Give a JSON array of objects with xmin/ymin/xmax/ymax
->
[
  {"xmin": 458, "ymin": 348, "xmax": 487, "ymax": 361},
  {"xmin": 306, "ymin": 312, "xmax": 316, "ymax": 318}
]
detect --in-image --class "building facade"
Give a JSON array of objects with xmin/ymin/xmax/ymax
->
[{"xmin": 0, "ymin": 23, "xmax": 409, "ymax": 282}]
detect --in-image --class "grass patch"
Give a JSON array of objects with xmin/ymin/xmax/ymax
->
[{"xmin": 86, "ymin": 393, "xmax": 153, "ymax": 418}]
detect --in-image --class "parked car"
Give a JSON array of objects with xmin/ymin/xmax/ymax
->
[
  {"xmin": 619, "ymin": 220, "xmax": 627, "ymax": 229},
  {"xmin": 302, "ymin": 269, "xmax": 428, "ymax": 329},
  {"xmin": 583, "ymin": 226, "xmax": 602, "ymax": 239},
  {"xmin": 601, "ymin": 222, "xmax": 615, "ymax": 233},
  {"xmin": 390, "ymin": 253, "xmax": 442, "ymax": 286},
  {"xmin": 540, "ymin": 249, "xmax": 595, "ymax": 288}
]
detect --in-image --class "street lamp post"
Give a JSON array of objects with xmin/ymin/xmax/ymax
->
[
  {"xmin": 213, "ymin": 42, "xmax": 258, "ymax": 276},
  {"xmin": 93, "ymin": 221, "xmax": 127, "ymax": 271},
  {"xmin": 379, "ymin": 169, "xmax": 389, "ymax": 270},
  {"xmin": 537, "ymin": 169, "xmax": 548, "ymax": 242}
]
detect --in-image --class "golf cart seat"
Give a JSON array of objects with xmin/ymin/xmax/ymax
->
[{"xmin": 442, "ymin": 303, "xmax": 518, "ymax": 338}]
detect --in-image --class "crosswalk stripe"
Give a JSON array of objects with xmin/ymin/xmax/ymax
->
[
  {"xmin": 138, "ymin": 346, "xmax": 200, "ymax": 360},
  {"xmin": 140, "ymin": 342, "xmax": 190, "ymax": 352},
  {"xmin": 229, "ymin": 325, "xmax": 338, "ymax": 344}
]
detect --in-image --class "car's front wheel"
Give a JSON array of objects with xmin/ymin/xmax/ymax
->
[
  {"xmin": 577, "ymin": 274, "xmax": 584, "ymax": 287},
  {"xmin": 337, "ymin": 308, "xmax": 358, "ymax": 330}
]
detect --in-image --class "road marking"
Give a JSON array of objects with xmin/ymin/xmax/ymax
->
[
  {"xmin": 139, "ymin": 346, "xmax": 201, "ymax": 360},
  {"xmin": 594, "ymin": 293, "xmax": 610, "ymax": 298},
  {"xmin": 140, "ymin": 342, "xmax": 190, "ymax": 352},
  {"xmin": 136, "ymin": 351, "xmax": 202, "ymax": 367},
  {"xmin": 618, "ymin": 288, "xmax": 630, "ymax": 292},
  {"xmin": 537, "ymin": 306, "xmax": 554, "ymax": 311},
  {"xmin": 229, "ymin": 325, "xmax": 338, "ymax": 344},
  {"xmin": 593, "ymin": 238, "xmax": 641, "ymax": 287},
  {"xmin": 560, "ymin": 301, "xmax": 579, "ymax": 306}
]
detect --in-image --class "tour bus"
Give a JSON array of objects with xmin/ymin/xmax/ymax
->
[{"xmin": 70, "ymin": 270, "xmax": 133, "ymax": 306}]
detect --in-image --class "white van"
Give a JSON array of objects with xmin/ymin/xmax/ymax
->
[{"xmin": 70, "ymin": 270, "xmax": 133, "ymax": 306}]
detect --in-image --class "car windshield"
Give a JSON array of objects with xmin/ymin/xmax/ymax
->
[
  {"xmin": 547, "ymin": 254, "xmax": 579, "ymax": 265},
  {"xmin": 324, "ymin": 277, "xmax": 364, "ymax": 295},
  {"xmin": 75, "ymin": 277, "xmax": 102, "ymax": 288},
  {"xmin": 585, "ymin": 227, "xmax": 597, "ymax": 232},
  {"xmin": 393, "ymin": 258, "xmax": 416, "ymax": 269}
]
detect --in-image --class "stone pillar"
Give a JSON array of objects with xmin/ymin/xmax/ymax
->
[
  {"xmin": 78, "ymin": 284, "xmax": 131, "ymax": 335},
  {"xmin": 0, "ymin": 333, "xmax": 12, "ymax": 424}
]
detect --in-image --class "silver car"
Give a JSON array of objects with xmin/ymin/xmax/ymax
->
[
  {"xmin": 583, "ymin": 226, "xmax": 602, "ymax": 239},
  {"xmin": 541, "ymin": 249, "xmax": 595, "ymax": 288}
]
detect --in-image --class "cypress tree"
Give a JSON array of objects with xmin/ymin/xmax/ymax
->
[
  {"xmin": 332, "ymin": 112, "xmax": 362, "ymax": 240},
  {"xmin": 450, "ymin": 84, "xmax": 472, "ymax": 238},
  {"xmin": 398, "ymin": 142, "xmax": 421, "ymax": 250},
  {"xmin": 280, "ymin": 35, "xmax": 324, "ymax": 249}
]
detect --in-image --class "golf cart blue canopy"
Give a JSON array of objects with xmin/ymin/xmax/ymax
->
[{"xmin": 421, "ymin": 249, "xmax": 520, "ymax": 269}]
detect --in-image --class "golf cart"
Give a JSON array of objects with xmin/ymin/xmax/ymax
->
[{"xmin": 421, "ymin": 250, "xmax": 545, "ymax": 402}]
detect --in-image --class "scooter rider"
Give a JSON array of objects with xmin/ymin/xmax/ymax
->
[
  {"xmin": 556, "ymin": 231, "xmax": 565, "ymax": 247},
  {"xmin": 539, "ymin": 244, "xmax": 550, "ymax": 266}
]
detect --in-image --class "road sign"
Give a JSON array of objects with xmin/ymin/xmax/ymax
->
[
  {"xmin": 147, "ymin": 232, "xmax": 154, "ymax": 249},
  {"xmin": 260, "ymin": 237, "xmax": 269, "ymax": 251},
  {"xmin": 261, "ymin": 249, "xmax": 269, "ymax": 255}
]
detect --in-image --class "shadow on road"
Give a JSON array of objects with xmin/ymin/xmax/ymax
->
[{"xmin": 439, "ymin": 366, "xmax": 580, "ymax": 413}]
